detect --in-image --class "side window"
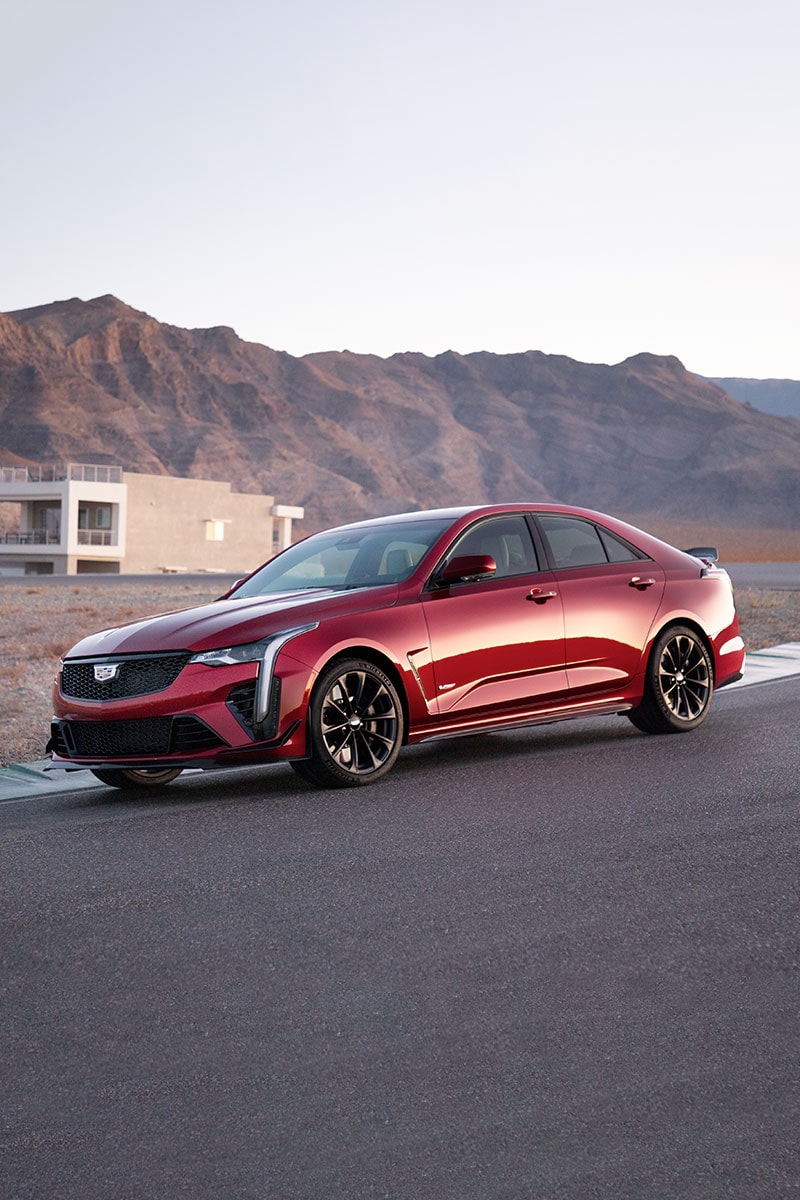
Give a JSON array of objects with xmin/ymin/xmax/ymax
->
[
  {"xmin": 539, "ymin": 516, "xmax": 608, "ymax": 569},
  {"xmin": 597, "ymin": 527, "xmax": 645, "ymax": 563},
  {"xmin": 442, "ymin": 515, "xmax": 539, "ymax": 579}
]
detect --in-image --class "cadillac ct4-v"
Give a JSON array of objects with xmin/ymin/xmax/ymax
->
[{"xmin": 49, "ymin": 504, "xmax": 745, "ymax": 790}]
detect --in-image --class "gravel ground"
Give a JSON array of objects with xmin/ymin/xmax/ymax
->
[{"xmin": 1, "ymin": 579, "xmax": 798, "ymax": 768}]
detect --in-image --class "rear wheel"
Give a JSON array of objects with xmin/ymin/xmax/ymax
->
[
  {"xmin": 297, "ymin": 658, "xmax": 404, "ymax": 788},
  {"xmin": 90, "ymin": 767, "xmax": 184, "ymax": 789},
  {"xmin": 628, "ymin": 625, "xmax": 713, "ymax": 734}
]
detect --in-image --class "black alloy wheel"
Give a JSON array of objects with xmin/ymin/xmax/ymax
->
[
  {"xmin": 628, "ymin": 625, "xmax": 713, "ymax": 734},
  {"xmin": 291, "ymin": 658, "xmax": 404, "ymax": 787}
]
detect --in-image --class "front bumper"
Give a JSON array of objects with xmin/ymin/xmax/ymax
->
[{"xmin": 49, "ymin": 650, "xmax": 315, "ymax": 771}]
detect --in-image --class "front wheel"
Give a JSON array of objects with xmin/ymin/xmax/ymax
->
[
  {"xmin": 628, "ymin": 625, "xmax": 713, "ymax": 735},
  {"xmin": 298, "ymin": 658, "xmax": 404, "ymax": 788},
  {"xmin": 90, "ymin": 767, "xmax": 184, "ymax": 789}
]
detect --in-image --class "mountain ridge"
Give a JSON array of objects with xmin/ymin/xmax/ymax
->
[{"xmin": 2, "ymin": 296, "xmax": 799, "ymax": 533}]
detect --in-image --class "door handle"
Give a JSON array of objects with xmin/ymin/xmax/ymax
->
[
  {"xmin": 527, "ymin": 588, "xmax": 558, "ymax": 603},
  {"xmin": 629, "ymin": 576, "xmax": 656, "ymax": 590}
]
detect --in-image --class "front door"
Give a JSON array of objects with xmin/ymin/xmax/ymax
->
[{"xmin": 422, "ymin": 515, "xmax": 568, "ymax": 715}]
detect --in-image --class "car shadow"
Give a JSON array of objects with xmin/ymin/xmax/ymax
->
[
  {"xmin": 56, "ymin": 716, "xmax": 645, "ymax": 814},
  {"xmin": 399, "ymin": 714, "xmax": 641, "ymax": 768}
]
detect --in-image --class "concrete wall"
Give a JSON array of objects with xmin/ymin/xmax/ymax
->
[{"xmin": 122, "ymin": 473, "xmax": 278, "ymax": 575}]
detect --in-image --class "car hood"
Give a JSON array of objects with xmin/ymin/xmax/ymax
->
[{"xmin": 63, "ymin": 586, "xmax": 400, "ymax": 658}]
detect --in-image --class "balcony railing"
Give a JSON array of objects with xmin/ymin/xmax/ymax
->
[
  {"xmin": 0, "ymin": 463, "xmax": 124, "ymax": 484},
  {"xmin": 0, "ymin": 532, "xmax": 61, "ymax": 545},
  {"xmin": 77, "ymin": 530, "xmax": 115, "ymax": 546},
  {"xmin": 0, "ymin": 530, "xmax": 117, "ymax": 547}
]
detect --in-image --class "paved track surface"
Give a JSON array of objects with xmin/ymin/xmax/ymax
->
[
  {"xmin": 726, "ymin": 562, "xmax": 800, "ymax": 590},
  {"xmin": 2, "ymin": 679, "xmax": 798, "ymax": 1199}
]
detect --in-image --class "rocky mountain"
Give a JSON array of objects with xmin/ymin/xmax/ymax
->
[
  {"xmin": 708, "ymin": 377, "xmax": 800, "ymax": 421},
  {"xmin": 1, "ymin": 294, "xmax": 799, "ymax": 533}
]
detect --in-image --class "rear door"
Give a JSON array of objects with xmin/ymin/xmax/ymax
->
[
  {"xmin": 535, "ymin": 514, "xmax": 666, "ymax": 695},
  {"xmin": 422, "ymin": 514, "xmax": 568, "ymax": 715}
]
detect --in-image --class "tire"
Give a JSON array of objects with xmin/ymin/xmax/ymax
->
[
  {"xmin": 90, "ymin": 767, "xmax": 184, "ymax": 789},
  {"xmin": 289, "ymin": 759, "xmax": 319, "ymax": 785},
  {"xmin": 299, "ymin": 658, "xmax": 404, "ymax": 788},
  {"xmin": 628, "ymin": 625, "xmax": 713, "ymax": 735}
]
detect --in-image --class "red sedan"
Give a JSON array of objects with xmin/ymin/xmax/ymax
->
[{"xmin": 49, "ymin": 504, "xmax": 745, "ymax": 789}]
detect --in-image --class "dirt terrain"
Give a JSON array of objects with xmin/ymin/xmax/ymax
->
[{"xmin": 1, "ymin": 578, "xmax": 797, "ymax": 768}]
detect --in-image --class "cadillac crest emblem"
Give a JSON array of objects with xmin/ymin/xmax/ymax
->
[{"xmin": 93, "ymin": 664, "xmax": 120, "ymax": 682}]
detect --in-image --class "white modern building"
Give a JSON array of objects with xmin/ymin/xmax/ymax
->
[{"xmin": 0, "ymin": 463, "xmax": 304, "ymax": 575}]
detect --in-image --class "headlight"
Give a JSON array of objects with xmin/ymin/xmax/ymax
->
[
  {"xmin": 188, "ymin": 623, "xmax": 319, "ymax": 735},
  {"xmin": 189, "ymin": 638, "xmax": 271, "ymax": 667}
]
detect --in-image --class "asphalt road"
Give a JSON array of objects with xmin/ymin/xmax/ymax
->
[
  {"xmin": 2, "ymin": 679, "xmax": 799, "ymax": 1200},
  {"xmin": 726, "ymin": 562, "xmax": 800, "ymax": 590}
]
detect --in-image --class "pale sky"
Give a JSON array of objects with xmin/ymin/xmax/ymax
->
[{"xmin": 1, "ymin": 0, "xmax": 798, "ymax": 378}]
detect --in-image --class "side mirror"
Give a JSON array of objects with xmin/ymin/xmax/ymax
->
[
  {"xmin": 439, "ymin": 554, "xmax": 497, "ymax": 585},
  {"xmin": 219, "ymin": 577, "xmax": 246, "ymax": 598}
]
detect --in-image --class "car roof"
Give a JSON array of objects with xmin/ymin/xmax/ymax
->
[
  {"xmin": 326, "ymin": 502, "xmax": 630, "ymax": 531},
  {"xmin": 318, "ymin": 504, "xmax": 697, "ymax": 569}
]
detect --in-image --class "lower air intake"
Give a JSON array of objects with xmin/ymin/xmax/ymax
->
[{"xmin": 56, "ymin": 716, "xmax": 224, "ymax": 759}]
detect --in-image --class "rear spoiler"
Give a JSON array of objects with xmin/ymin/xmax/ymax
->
[{"xmin": 684, "ymin": 546, "xmax": 725, "ymax": 579}]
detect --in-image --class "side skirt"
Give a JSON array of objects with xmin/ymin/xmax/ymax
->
[{"xmin": 408, "ymin": 696, "xmax": 633, "ymax": 744}]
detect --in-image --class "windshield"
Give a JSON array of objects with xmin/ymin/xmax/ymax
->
[{"xmin": 232, "ymin": 517, "xmax": 452, "ymax": 597}]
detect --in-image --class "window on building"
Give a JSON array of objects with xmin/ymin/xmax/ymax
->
[{"xmin": 205, "ymin": 520, "xmax": 226, "ymax": 542}]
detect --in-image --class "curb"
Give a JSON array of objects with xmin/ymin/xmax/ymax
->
[
  {"xmin": 0, "ymin": 760, "xmax": 101, "ymax": 803},
  {"xmin": 725, "ymin": 642, "xmax": 800, "ymax": 689}
]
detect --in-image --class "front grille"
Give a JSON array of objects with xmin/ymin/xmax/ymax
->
[
  {"xmin": 54, "ymin": 715, "xmax": 224, "ymax": 759},
  {"xmin": 61, "ymin": 653, "xmax": 191, "ymax": 701}
]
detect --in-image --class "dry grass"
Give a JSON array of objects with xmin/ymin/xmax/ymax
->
[
  {"xmin": 1, "ymin": 577, "xmax": 798, "ymax": 768},
  {"xmin": 734, "ymin": 587, "xmax": 800, "ymax": 650}
]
